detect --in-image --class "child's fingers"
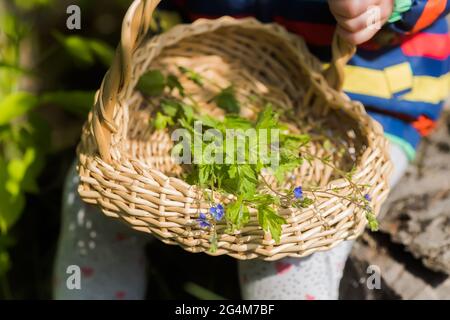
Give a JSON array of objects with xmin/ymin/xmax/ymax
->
[
  {"xmin": 333, "ymin": 9, "xmax": 391, "ymax": 35},
  {"xmin": 333, "ymin": 11, "xmax": 372, "ymax": 33},
  {"xmin": 328, "ymin": 0, "xmax": 380, "ymax": 19},
  {"xmin": 336, "ymin": 24, "xmax": 379, "ymax": 45}
]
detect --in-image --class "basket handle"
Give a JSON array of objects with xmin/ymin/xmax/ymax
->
[
  {"xmin": 323, "ymin": 34, "xmax": 356, "ymax": 92},
  {"xmin": 92, "ymin": 0, "xmax": 356, "ymax": 163},
  {"xmin": 92, "ymin": 0, "xmax": 161, "ymax": 163}
]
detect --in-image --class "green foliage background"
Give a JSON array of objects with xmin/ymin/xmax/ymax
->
[{"xmin": 0, "ymin": 0, "xmax": 244, "ymax": 300}]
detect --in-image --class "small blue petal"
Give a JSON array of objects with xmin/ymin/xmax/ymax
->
[
  {"xmin": 200, "ymin": 212, "xmax": 207, "ymax": 220},
  {"xmin": 215, "ymin": 211, "xmax": 224, "ymax": 221},
  {"xmin": 199, "ymin": 220, "xmax": 211, "ymax": 228},
  {"xmin": 364, "ymin": 194, "xmax": 372, "ymax": 201},
  {"xmin": 210, "ymin": 204, "xmax": 225, "ymax": 221},
  {"xmin": 294, "ymin": 186, "xmax": 303, "ymax": 199}
]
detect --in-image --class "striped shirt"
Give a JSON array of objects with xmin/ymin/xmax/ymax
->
[{"xmin": 164, "ymin": 0, "xmax": 450, "ymax": 160}]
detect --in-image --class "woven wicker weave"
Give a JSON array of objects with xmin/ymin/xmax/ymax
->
[{"xmin": 77, "ymin": 0, "xmax": 393, "ymax": 260}]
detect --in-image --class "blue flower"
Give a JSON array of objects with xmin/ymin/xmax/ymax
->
[
  {"xmin": 210, "ymin": 204, "xmax": 225, "ymax": 221},
  {"xmin": 364, "ymin": 194, "xmax": 372, "ymax": 202},
  {"xmin": 197, "ymin": 212, "xmax": 211, "ymax": 228},
  {"xmin": 294, "ymin": 186, "xmax": 303, "ymax": 199}
]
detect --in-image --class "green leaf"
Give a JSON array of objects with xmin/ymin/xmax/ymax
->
[
  {"xmin": 198, "ymin": 164, "xmax": 215, "ymax": 186},
  {"xmin": 297, "ymin": 197, "xmax": 314, "ymax": 208},
  {"xmin": 366, "ymin": 211, "xmax": 379, "ymax": 232},
  {"xmin": 6, "ymin": 148, "xmax": 36, "ymax": 196},
  {"xmin": 161, "ymin": 99, "xmax": 180, "ymax": 117},
  {"xmin": 137, "ymin": 70, "xmax": 166, "ymax": 96},
  {"xmin": 282, "ymin": 134, "xmax": 310, "ymax": 146},
  {"xmin": 178, "ymin": 66, "xmax": 203, "ymax": 86},
  {"xmin": 14, "ymin": 0, "xmax": 54, "ymax": 10},
  {"xmin": 213, "ymin": 86, "xmax": 240, "ymax": 114},
  {"xmin": 226, "ymin": 197, "xmax": 250, "ymax": 231},
  {"xmin": 55, "ymin": 33, "xmax": 95, "ymax": 65},
  {"xmin": 182, "ymin": 104, "xmax": 194, "ymax": 122},
  {"xmin": 54, "ymin": 32, "xmax": 114, "ymax": 67},
  {"xmin": 153, "ymin": 112, "xmax": 173, "ymax": 130},
  {"xmin": 222, "ymin": 164, "xmax": 258, "ymax": 197},
  {"xmin": 256, "ymin": 104, "xmax": 279, "ymax": 130},
  {"xmin": 194, "ymin": 114, "xmax": 221, "ymax": 129},
  {"xmin": 257, "ymin": 205, "xmax": 286, "ymax": 243},
  {"xmin": 0, "ymin": 92, "xmax": 38, "ymax": 125},
  {"xmin": 274, "ymin": 162, "xmax": 300, "ymax": 183},
  {"xmin": 88, "ymin": 39, "xmax": 114, "ymax": 66},
  {"xmin": 0, "ymin": 157, "xmax": 25, "ymax": 233},
  {"xmin": 41, "ymin": 91, "xmax": 95, "ymax": 117},
  {"xmin": 249, "ymin": 194, "xmax": 281, "ymax": 207},
  {"xmin": 167, "ymin": 74, "xmax": 184, "ymax": 96},
  {"xmin": 0, "ymin": 250, "xmax": 11, "ymax": 276},
  {"xmin": 223, "ymin": 115, "xmax": 252, "ymax": 130}
]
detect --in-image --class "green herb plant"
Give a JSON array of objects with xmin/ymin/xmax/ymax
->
[{"xmin": 137, "ymin": 67, "xmax": 378, "ymax": 253}]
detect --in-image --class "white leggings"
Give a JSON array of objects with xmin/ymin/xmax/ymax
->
[{"xmin": 53, "ymin": 142, "xmax": 408, "ymax": 300}]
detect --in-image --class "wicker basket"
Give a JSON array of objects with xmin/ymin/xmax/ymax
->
[{"xmin": 77, "ymin": 0, "xmax": 393, "ymax": 261}]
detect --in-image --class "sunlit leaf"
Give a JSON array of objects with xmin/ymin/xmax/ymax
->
[
  {"xmin": 14, "ymin": 0, "xmax": 54, "ymax": 10},
  {"xmin": 153, "ymin": 112, "xmax": 173, "ymax": 130},
  {"xmin": 0, "ymin": 157, "xmax": 25, "ymax": 233},
  {"xmin": 0, "ymin": 250, "xmax": 11, "ymax": 276},
  {"xmin": 257, "ymin": 205, "xmax": 286, "ymax": 243},
  {"xmin": 0, "ymin": 92, "xmax": 38, "ymax": 125},
  {"xmin": 54, "ymin": 33, "xmax": 95, "ymax": 65},
  {"xmin": 88, "ymin": 39, "xmax": 114, "ymax": 66}
]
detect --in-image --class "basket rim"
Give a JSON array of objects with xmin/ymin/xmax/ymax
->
[
  {"xmin": 76, "ymin": 14, "xmax": 393, "ymax": 260},
  {"xmin": 83, "ymin": 16, "xmax": 391, "ymax": 193}
]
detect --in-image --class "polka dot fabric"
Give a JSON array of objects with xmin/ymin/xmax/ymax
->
[
  {"xmin": 238, "ymin": 241, "xmax": 354, "ymax": 300},
  {"xmin": 53, "ymin": 162, "xmax": 148, "ymax": 300}
]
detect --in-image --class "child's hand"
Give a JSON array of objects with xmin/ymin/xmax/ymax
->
[{"xmin": 328, "ymin": 0, "xmax": 395, "ymax": 45}]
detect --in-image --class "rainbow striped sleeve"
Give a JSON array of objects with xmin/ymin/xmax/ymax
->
[{"xmin": 392, "ymin": 0, "xmax": 450, "ymax": 33}]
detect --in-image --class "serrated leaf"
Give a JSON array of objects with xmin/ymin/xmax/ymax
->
[
  {"xmin": 224, "ymin": 115, "xmax": 252, "ymax": 130},
  {"xmin": 224, "ymin": 164, "xmax": 258, "ymax": 196},
  {"xmin": 257, "ymin": 205, "xmax": 286, "ymax": 243},
  {"xmin": 198, "ymin": 164, "xmax": 214, "ymax": 186},
  {"xmin": 256, "ymin": 104, "xmax": 279, "ymax": 130},
  {"xmin": 226, "ymin": 197, "xmax": 250, "ymax": 231}
]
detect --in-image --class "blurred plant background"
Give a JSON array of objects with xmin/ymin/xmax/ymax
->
[{"xmin": 0, "ymin": 0, "xmax": 241, "ymax": 300}]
